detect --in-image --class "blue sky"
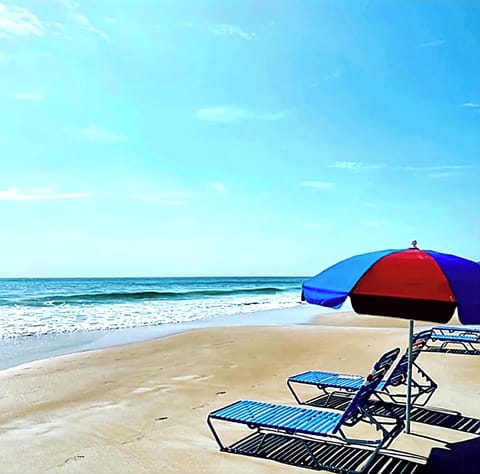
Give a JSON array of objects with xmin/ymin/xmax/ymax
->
[{"xmin": 0, "ymin": 0, "xmax": 479, "ymax": 277}]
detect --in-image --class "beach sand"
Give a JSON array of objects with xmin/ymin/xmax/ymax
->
[{"xmin": 0, "ymin": 311, "xmax": 479, "ymax": 473}]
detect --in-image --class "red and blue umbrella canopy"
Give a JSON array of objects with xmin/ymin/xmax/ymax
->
[{"xmin": 302, "ymin": 247, "xmax": 480, "ymax": 325}]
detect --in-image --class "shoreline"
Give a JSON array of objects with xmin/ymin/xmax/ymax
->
[
  {"xmin": 0, "ymin": 302, "xmax": 445, "ymax": 373},
  {"xmin": 0, "ymin": 312, "xmax": 478, "ymax": 473},
  {"xmin": 0, "ymin": 304, "xmax": 328, "ymax": 372}
]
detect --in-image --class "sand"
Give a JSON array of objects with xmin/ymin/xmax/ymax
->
[{"xmin": 0, "ymin": 311, "xmax": 479, "ymax": 474}]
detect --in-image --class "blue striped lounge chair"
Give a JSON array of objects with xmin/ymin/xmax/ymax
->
[
  {"xmin": 287, "ymin": 330, "xmax": 436, "ymax": 408},
  {"xmin": 424, "ymin": 326, "xmax": 480, "ymax": 355},
  {"xmin": 207, "ymin": 347, "xmax": 404, "ymax": 474}
]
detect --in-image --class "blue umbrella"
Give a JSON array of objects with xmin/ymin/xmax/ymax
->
[{"xmin": 302, "ymin": 242, "xmax": 480, "ymax": 433}]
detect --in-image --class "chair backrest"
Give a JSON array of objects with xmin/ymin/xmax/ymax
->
[
  {"xmin": 383, "ymin": 329, "xmax": 432, "ymax": 387},
  {"xmin": 432, "ymin": 325, "xmax": 480, "ymax": 338},
  {"xmin": 333, "ymin": 346, "xmax": 400, "ymax": 433},
  {"xmin": 433, "ymin": 325, "xmax": 480, "ymax": 333}
]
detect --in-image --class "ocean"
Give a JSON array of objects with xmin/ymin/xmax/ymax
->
[
  {"xmin": 0, "ymin": 277, "xmax": 322, "ymax": 369},
  {"xmin": 0, "ymin": 277, "xmax": 305, "ymax": 338}
]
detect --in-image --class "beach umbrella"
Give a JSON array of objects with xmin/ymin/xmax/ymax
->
[{"xmin": 301, "ymin": 242, "xmax": 480, "ymax": 433}]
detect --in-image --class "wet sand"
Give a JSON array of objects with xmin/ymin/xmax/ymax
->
[{"xmin": 0, "ymin": 311, "xmax": 478, "ymax": 473}]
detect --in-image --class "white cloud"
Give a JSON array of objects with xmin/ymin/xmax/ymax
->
[
  {"xmin": 15, "ymin": 92, "xmax": 41, "ymax": 101},
  {"xmin": 73, "ymin": 12, "xmax": 109, "ymax": 40},
  {"xmin": 429, "ymin": 172, "xmax": 460, "ymax": 179},
  {"xmin": 419, "ymin": 39, "xmax": 446, "ymax": 48},
  {"xmin": 301, "ymin": 181, "xmax": 334, "ymax": 190},
  {"xmin": 76, "ymin": 125, "xmax": 126, "ymax": 142},
  {"xmin": 154, "ymin": 199, "xmax": 186, "ymax": 206},
  {"xmin": 462, "ymin": 102, "xmax": 480, "ymax": 108},
  {"xmin": 0, "ymin": 3, "xmax": 44, "ymax": 38},
  {"xmin": 329, "ymin": 161, "xmax": 364, "ymax": 170},
  {"xmin": 211, "ymin": 181, "xmax": 227, "ymax": 192},
  {"xmin": 329, "ymin": 161, "xmax": 386, "ymax": 170},
  {"xmin": 131, "ymin": 191, "xmax": 192, "ymax": 206},
  {"xmin": 400, "ymin": 164, "xmax": 472, "ymax": 179},
  {"xmin": 196, "ymin": 106, "xmax": 288, "ymax": 123},
  {"xmin": 58, "ymin": 0, "xmax": 109, "ymax": 40},
  {"xmin": 0, "ymin": 188, "xmax": 91, "ymax": 201},
  {"xmin": 131, "ymin": 196, "xmax": 187, "ymax": 206},
  {"xmin": 210, "ymin": 23, "xmax": 254, "ymax": 40},
  {"xmin": 400, "ymin": 165, "xmax": 471, "ymax": 171}
]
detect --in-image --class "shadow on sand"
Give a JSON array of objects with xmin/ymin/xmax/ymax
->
[
  {"xmin": 306, "ymin": 393, "xmax": 480, "ymax": 435},
  {"xmin": 223, "ymin": 393, "xmax": 480, "ymax": 473},
  {"xmin": 226, "ymin": 430, "xmax": 480, "ymax": 474},
  {"xmin": 418, "ymin": 435, "xmax": 480, "ymax": 474},
  {"xmin": 227, "ymin": 432, "xmax": 425, "ymax": 473}
]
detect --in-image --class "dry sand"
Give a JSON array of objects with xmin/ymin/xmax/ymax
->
[{"xmin": 0, "ymin": 311, "xmax": 479, "ymax": 473}]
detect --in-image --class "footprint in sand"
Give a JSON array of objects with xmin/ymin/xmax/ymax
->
[
  {"xmin": 61, "ymin": 455, "xmax": 85, "ymax": 466},
  {"xmin": 193, "ymin": 404, "xmax": 207, "ymax": 410},
  {"xmin": 122, "ymin": 433, "xmax": 144, "ymax": 445}
]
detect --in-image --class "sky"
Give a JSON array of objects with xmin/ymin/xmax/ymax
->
[{"xmin": 0, "ymin": 0, "xmax": 479, "ymax": 277}]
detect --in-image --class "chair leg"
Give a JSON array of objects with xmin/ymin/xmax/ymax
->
[
  {"xmin": 286, "ymin": 379, "xmax": 302, "ymax": 404},
  {"xmin": 207, "ymin": 415, "xmax": 226, "ymax": 451}
]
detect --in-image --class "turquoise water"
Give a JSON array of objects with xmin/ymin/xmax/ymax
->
[
  {"xmin": 0, "ymin": 277, "xmax": 327, "ymax": 370},
  {"xmin": 0, "ymin": 277, "xmax": 304, "ymax": 338}
]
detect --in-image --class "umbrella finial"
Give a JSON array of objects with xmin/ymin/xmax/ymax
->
[{"xmin": 410, "ymin": 240, "xmax": 418, "ymax": 249}]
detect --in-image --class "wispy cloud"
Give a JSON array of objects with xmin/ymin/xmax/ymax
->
[
  {"xmin": 209, "ymin": 23, "xmax": 254, "ymax": 40},
  {"xmin": 131, "ymin": 191, "xmax": 192, "ymax": 206},
  {"xmin": 211, "ymin": 181, "xmax": 227, "ymax": 192},
  {"xmin": 196, "ymin": 106, "xmax": 288, "ymax": 123},
  {"xmin": 462, "ymin": 102, "xmax": 480, "ymax": 108},
  {"xmin": 328, "ymin": 161, "xmax": 385, "ymax": 171},
  {"xmin": 400, "ymin": 165, "xmax": 472, "ymax": 171},
  {"xmin": 0, "ymin": 4, "xmax": 44, "ymax": 38},
  {"xmin": 74, "ymin": 12, "xmax": 109, "ymax": 40},
  {"xmin": 419, "ymin": 39, "xmax": 446, "ymax": 48},
  {"xmin": 301, "ymin": 181, "xmax": 334, "ymax": 191},
  {"xmin": 429, "ymin": 172, "xmax": 461, "ymax": 179},
  {"xmin": 59, "ymin": 0, "xmax": 109, "ymax": 41},
  {"xmin": 329, "ymin": 161, "xmax": 364, "ymax": 170},
  {"xmin": 400, "ymin": 164, "xmax": 472, "ymax": 179},
  {"xmin": 15, "ymin": 92, "xmax": 42, "ymax": 101},
  {"xmin": 0, "ymin": 188, "xmax": 91, "ymax": 201},
  {"xmin": 76, "ymin": 125, "xmax": 126, "ymax": 142}
]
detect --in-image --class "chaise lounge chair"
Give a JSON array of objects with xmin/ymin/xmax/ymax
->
[
  {"xmin": 423, "ymin": 326, "xmax": 480, "ymax": 355},
  {"xmin": 207, "ymin": 347, "xmax": 404, "ymax": 474},
  {"xmin": 287, "ymin": 330, "xmax": 436, "ymax": 409}
]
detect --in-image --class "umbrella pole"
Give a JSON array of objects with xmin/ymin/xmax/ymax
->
[{"xmin": 406, "ymin": 319, "xmax": 414, "ymax": 434}]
